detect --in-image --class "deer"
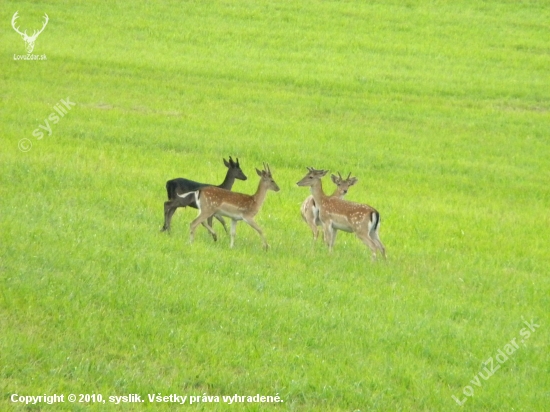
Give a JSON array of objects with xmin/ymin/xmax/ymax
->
[
  {"xmin": 301, "ymin": 172, "xmax": 358, "ymax": 241},
  {"xmin": 178, "ymin": 163, "xmax": 279, "ymax": 250},
  {"xmin": 296, "ymin": 167, "xmax": 386, "ymax": 258},
  {"xmin": 161, "ymin": 157, "xmax": 247, "ymax": 237},
  {"xmin": 11, "ymin": 12, "xmax": 49, "ymax": 54}
]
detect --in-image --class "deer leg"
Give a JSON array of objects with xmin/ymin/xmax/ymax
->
[
  {"xmin": 322, "ymin": 222, "xmax": 334, "ymax": 252},
  {"xmin": 368, "ymin": 215, "xmax": 386, "ymax": 259},
  {"xmin": 190, "ymin": 212, "xmax": 216, "ymax": 244},
  {"xmin": 163, "ymin": 192, "xmax": 196, "ymax": 232},
  {"xmin": 327, "ymin": 226, "xmax": 338, "ymax": 252},
  {"xmin": 162, "ymin": 199, "xmax": 180, "ymax": 232},
  {"xmin": 300, "ymin": 197, "xmax": 321, "ymax": 242},
  {"xmin": 312, "ymin": 225, "xmax": 319, "ymax": 241},
  {"xmin": 229, "ymin": 219, "xmax": 238, "ymax": 248},
  {"xmin": 302, "ymin": 205, "xmax": 319, "ymax": 241},
  {"xmin": 307, "ymin": 215, "xmax": 319, "ymax": 241},
  {"xmin": 369, "ymin": 228, "xmax": 386, "ymax": 259},
  {"xmin": 356, "ymin": 230, "xmax": 379, "ymax": 260},
  {"xmin": 243, "ymin": 217, "xmax": 269, "ymax": 250},
  {"xmin": 312, "ymin": 207, "xmax": 322, "ymax": 241},
  {"xmin": 202, "ymin": 220, "xmax": 218, "ymax": 241},
  {"xmin": 202, "ymin": 216, "xmax": 220, "ymax": 242},
  {"xmin": 201, "ymin": 221, "xmax": 217, "ymax": 241},
  {"xmin": 214, "ymin": 215, "xmax": 229, "ymax": 234},
  {"xmin": 330, "ymin": 229, "xmax": 338, "ymax": 249},
  {"xmin": 369, "ymin": 227, "xmax": 386, "ymax": 259},
  {"xmin": 320, "ymin": 221, "xmax": 327, "ymax": 243}
]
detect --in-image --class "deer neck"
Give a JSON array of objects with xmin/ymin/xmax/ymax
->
[
  {"xmin": 252, "ymin": 179, "xmax": 270, "ymax": 207},
  {"xmin": 220, "ymin": 172, "xmax": 236, "ymax": 190},
  {"xmin": 310, "ymin": 180, "xmax": 328, "ymax": 206}
]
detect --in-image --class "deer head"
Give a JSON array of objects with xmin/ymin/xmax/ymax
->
[
  {"xmin": 256, "ymin": 163, "xmax": 280, "ymax": 192},
  {"xmin": 296, "ymin": 167, "xmax": 329, "ymax": 187},
  {"xmin": 224, "ymin": 156, "xmax": 247, "ymax": 181},
  {"xmin": 11, "ymin": 12, "xmax": 49, "ymax": 54},
  {"xmin": 331, "ymin": 172, "xmax": 358, "ymax": 196}
]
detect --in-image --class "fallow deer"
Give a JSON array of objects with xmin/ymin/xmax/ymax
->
[
  {"xmin": 179, "ymin": 163, "xmax": 279, "ymax": 249},
  {"xmin": 301, "ymin": 172, "xmax": 358, "ymax": 241},
  {"xmin": 296, "ymin": 167, "xmax": 386, "ymax": 258},
  {"xmin": 162, "ymin": 157, "xmax": 247, "ymax": 236}
]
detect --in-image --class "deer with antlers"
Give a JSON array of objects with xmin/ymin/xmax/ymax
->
[
  {"xmin": 296, "ymin": 167, "xmax": 385, "ymax": 258},
  {"xmin": 301, "ymin": 172, "xmax": 357, "ymax": 241},
  {"xmin": 179, "ymin": 164, "xmax": 279, "ymax": 249},
  {"xmin": 162, "ymin": 157, "xmax": 247, "ymax": 236},
  {"xmin": 11, "ymin": 12, "xmax": 49, "ymax": 54}
]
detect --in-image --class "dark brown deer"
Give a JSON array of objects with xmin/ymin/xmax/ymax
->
[{"xmin": 161, "ymin": 157, "xmax": 247, "ymax": 238}]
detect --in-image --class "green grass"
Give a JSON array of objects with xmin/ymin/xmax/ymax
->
[{"xmin": 1, "ymin": 0, "xmax": 549, "ymax": 410}]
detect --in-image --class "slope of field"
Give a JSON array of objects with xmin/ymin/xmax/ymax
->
[{"xmin": 1, "ymin": 1, "xmax": 549, "ymax": 410}]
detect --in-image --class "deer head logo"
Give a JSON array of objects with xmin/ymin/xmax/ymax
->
[{"xmin": 11, "ymin": 11, "xmax": 49, "ymax": 54}]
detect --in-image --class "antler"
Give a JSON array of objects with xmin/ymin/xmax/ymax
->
[
  {"xmin": 31, "ymin": 13, "xmax": 49, "ymax": 39},
  {"xmin": 11, "ymin": 12, "xmax": 26, "ymax": 36},
  {"xmin": 347, "ymin": 172, "xmax": 351, "ymax": 180},
  {"xmin": 307, "ymin": 166, "xmax": 329, "ymax": 175}
]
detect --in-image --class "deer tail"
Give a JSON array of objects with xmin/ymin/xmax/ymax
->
[{"xmin": 369, "ymin": 211, "xmax": 381, "ymax": 234}]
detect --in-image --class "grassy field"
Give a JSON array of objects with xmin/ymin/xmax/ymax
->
[{"xmin": 1, "ymin": 0, "xmax": 549, "ymax": 410}]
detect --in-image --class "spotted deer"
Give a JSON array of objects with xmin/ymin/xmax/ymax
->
[
  {"xmin": 162, "ymin": 157, "xmax": 247, "ymax": 236},
  {"xmin": 296, "ymin": 167, "xmax": 385, "ymax": 258},
  {"xmin": 301, "ymin": 172, "xmax": 357, "ymax": 241},
  {"xmin": 179, "ymin": 163, "xmax": 279, "ymax": 249}
]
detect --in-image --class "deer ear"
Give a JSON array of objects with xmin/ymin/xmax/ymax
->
[
  {"xmin": 331, "ymin": 174, "xmax": 339, "ymax": 184},
  {"xmin": 224, "ymin": 158, "xmax": 230, "ymax": 167},
  {"xmin": 320, "ymin": 170, "xmax": 329, "ymax": 177},
  {"xmin": 256, "ymin": 168, "xmax": 263, "ymax": 177},
  {"xmin": 349, "ymin": 177, "xmax": 358, "ymax": 186}
]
